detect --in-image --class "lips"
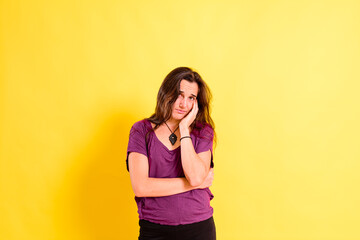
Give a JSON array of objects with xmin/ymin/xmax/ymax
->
[{"xmin": 176, "ymin": 109, "xmax": 186, "ymax": 114}]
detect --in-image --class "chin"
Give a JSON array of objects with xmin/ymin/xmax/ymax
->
[
  {"xmin": 173, "ymin": 116, "xmax": 183, "ymax": 121},
  {"xmin": 172, "ymin": 114, "xmax": 184, "ymax": 121}
]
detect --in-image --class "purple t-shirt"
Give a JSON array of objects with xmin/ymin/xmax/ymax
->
[{"xmin": 126, "ymin": 119, "xmax": 215, "ymax": 225}]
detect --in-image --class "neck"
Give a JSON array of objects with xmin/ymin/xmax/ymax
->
[{"xmin": 165, "ymin": 118, "xmax": 180, "ymax": 131}]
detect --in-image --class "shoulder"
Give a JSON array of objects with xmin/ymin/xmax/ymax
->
[
  {"xmin": 201, "ymin": 123, "xmax": 214, "ymax": 140},
  {"xmin": 193, "ymin": 121, "xmax": 214, "ymax": 139},
  {"xmin": 130, "ymin": 119, "xmax": 152, "ymax": 133}
]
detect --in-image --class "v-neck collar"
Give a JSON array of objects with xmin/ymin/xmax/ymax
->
[{"xmin": 145, "ymin": 119, "xmax": 182, "ymax": 152}]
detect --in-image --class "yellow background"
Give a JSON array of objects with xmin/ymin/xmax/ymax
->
[{"xmin": 1, "ymin": 0, "xmax": 360, "ymax": 239}]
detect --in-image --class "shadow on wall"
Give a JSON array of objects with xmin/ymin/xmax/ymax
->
[{"xmin": 73, "ymin": 111, "xmax": 140, "ymax": 239}]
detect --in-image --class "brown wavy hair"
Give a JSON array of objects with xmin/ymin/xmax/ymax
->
[{"xmin": 147, "ymin": 66, "xmax": 216, "ymax": 146}]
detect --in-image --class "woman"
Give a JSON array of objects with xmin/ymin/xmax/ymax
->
[{"xmin": 126, "ymin": 66, "xmax": 216, "ymax": 240}]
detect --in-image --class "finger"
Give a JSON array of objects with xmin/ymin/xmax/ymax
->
[
  {"xmin": 193, "ymin": 99, "xmax": 196, "ymax": 110},
  {"xmin": 192, "ymin": 103, "xmax": 196, "ymax": 113}
]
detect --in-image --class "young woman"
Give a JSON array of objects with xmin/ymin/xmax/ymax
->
[{"xmin": 126, "ymin": 67, "xmax": 216, "ymax": 240}]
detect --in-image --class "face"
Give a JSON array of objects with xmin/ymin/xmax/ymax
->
[{"xmin": 171, "ymin": 79, "xmax": 199, "ymax": 121}]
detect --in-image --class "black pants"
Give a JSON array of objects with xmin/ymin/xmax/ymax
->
[{"xmin": 138, "ymin": 216, "xmax": 216, "ymax": 240}]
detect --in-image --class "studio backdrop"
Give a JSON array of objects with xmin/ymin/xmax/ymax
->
[{"xmin": 1, "ymin": 1, "xmax": 360, "ymax": 239}]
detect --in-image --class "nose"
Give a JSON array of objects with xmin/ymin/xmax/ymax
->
[{"xmin": 179, "ymin": 98, "xmax": 187, "ymax": 108}]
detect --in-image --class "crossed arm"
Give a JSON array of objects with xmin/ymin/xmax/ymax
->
[{"xmin": 128, "ymin": 148, "xmax": 213, "ymax": 198}]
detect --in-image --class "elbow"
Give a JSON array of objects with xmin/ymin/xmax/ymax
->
[
  {"xmin": 188, "ymin": 177, "xmax": 203, "ymax": 187},
  {"xmin": 133, "ymin": 189, "xmax": 142, "ymax": 197},
  {"xmin": 187, "ymin": 169, "xmax": 207, "ymax": 187},
  {"xmin": 131, "ymin": 177, "xmax": 150, "ymax": 197},
  {"xmin": 133, "ymin": 185, "xmax": 146, "ymax": 198},
  {"xmin": 134, "ymin": 188, "xmax": 145, "ymax": 198}
]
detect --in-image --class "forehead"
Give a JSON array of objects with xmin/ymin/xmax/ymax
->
[{"xmin": 179, "ymin": 79, "xmax": 198, "ymax": 94}]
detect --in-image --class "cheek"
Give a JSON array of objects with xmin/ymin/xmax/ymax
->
[
  {"xmin": 187, "ymin": 101, "xmax": 194, "ymax": 110},
  {"xmin": 170, "ymin": 101, "xmax": 177, "ymax": 112},
  {"xmin": 173, "ymin": 98, "xmax": 181, "ymax": 107}
]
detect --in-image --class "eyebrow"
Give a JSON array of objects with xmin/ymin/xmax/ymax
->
[{"xmin": 179, "ymin": 90, "xmax": 197, "ymax": 98}]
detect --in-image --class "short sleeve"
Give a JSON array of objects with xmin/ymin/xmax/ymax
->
[
  {"xmin": 126, "ymin": 120, "xmax": 148, "ymax": 171},
  {"xmin": 195, "ymin": 124, "xmax": 214, "ymax": 168}
]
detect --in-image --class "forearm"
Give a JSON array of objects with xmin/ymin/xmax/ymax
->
[
  {"xmin": 180, "ymin": 127, "xmax": 208, "ymax": 186},
  {"xmin": 134, "ymin": 177, "xmax": 196, "ymax": 197}
]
